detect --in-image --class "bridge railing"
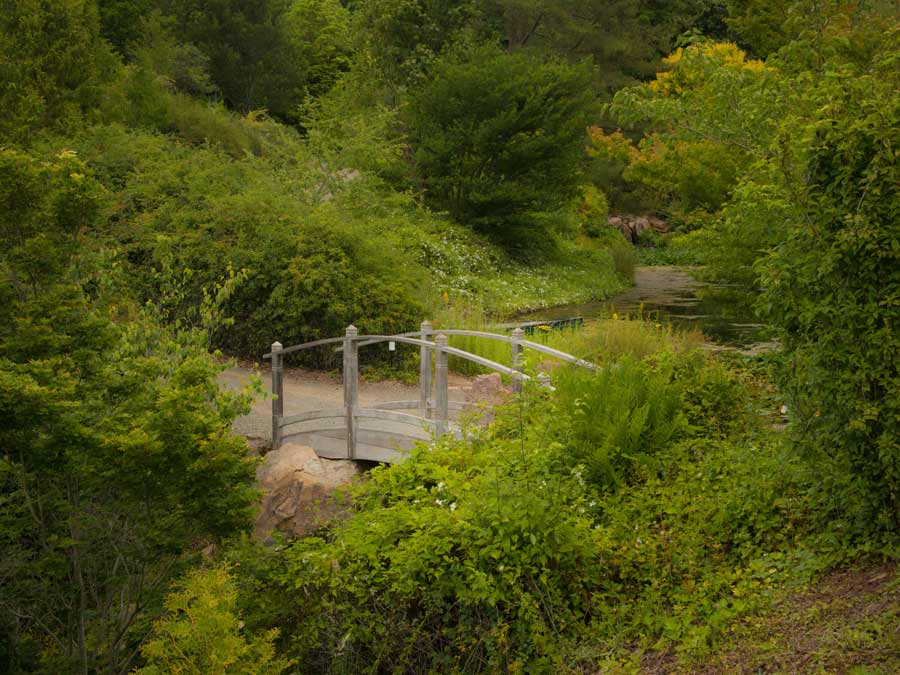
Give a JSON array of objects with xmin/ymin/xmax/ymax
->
[{"xmin": 264, "ymin": 321, "xmax": 593, "ymax": 461}]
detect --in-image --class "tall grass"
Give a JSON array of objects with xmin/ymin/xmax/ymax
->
[{"xmin": 429, "ymin": 301, "xmax": 704, "ymax": 378}]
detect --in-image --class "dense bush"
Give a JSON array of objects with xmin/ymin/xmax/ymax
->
[
  {"xmin": 0, "ymin": 149, "xmax": 258, "ymax": 673},
  {"xmin": 408, "ymin": 46, "xmax": 595, "ymax": 247},
  {"xmin": 758, "ymin": 47, "xmax": 900, "ymax": 536},
  {"xmin": 224, "ymin": 348, "xmax": 806, "ymax": 672}
]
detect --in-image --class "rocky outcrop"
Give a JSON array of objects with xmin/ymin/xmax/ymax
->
[
  {"xmin": 608, "ymin": 215, "xmax": 668, "ymax": 244},
  {"xmin": 255, "ymin": 443, "xmax": 360, "ymax": 541}
]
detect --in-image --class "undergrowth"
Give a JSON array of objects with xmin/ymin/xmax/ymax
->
[{"xmin": 211, "ymin": 325, "xmax": 895, "ymax": 673}]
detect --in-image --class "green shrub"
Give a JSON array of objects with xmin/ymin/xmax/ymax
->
[
  {"xmin": 552, "ymin": 357, "xmax": 689, "ymax": 489},
  {"xmin": 137, "ymin": 567, "xmax": 292, "ymax": 675},
  {"xmin": 758, "ymin": 49, "xmax": 900, "ymax": 536},
  {"xmin": 408, "ymin": 45, "xmax": 595, "ymax": 245}
]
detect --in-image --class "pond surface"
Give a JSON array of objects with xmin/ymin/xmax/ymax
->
[{"xmin": 522, "ymin": 266, "xmax": 769, "ymax": 350}]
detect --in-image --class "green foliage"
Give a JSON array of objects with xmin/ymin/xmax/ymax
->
[
  {"xmin": 0, "ymin": 148, "xmax": 258, "ymax": 672},
  {"xmin": 161, "ymin": 0, "xmax": 352, "ymax": 122},
  {"xmin": 137, "ymin": 566, "xmax": 292, "ymax": 675},
  {"xmin": 228, "ymin": 346, "xmax": 814, "ymax": 671},
  {"xmin": 757, "ymin": 38, "xmax": 900, "ymax": 536},
  {"xmin": 553, "ymin": 358, "xmax": 689, "ymax": 489},
  {"xmin": 353, "ymin": 0, "xmax": 487, "ymax": 86},
  {"xmin": 0, "ymin": 0, "xmax": 116, "ymax": 144},
  {"xmin": 408, "ymin": 45, "xmax": 596, "ymax": 247},
  {"xmin": 610, "ymin": 39, "xmax": 780, "ymax": 224},
  {"xmin": 578, "ymin": 185, "xmax": 610, "ymax": 238},
  {"xmin": 487, "ymin": 0, "xmax": 722, "ymax": 94}
]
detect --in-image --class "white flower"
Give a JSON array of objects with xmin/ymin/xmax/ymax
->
[
  {"xmin": 435, "ymin": 499, "xmax": 445, "ymax": 506},
  {"xmin": 436, "ymin": 482, "xmax": 446, "ymax": 490},
  {"xmin": 449, "ymin": 502, "xmax": 457, "ymax": 511}
]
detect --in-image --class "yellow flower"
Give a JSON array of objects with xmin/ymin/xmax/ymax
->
[
  {"xmin": 539, "ymin": 324, "xmax": 551, "ymax": 332},
  {"xmin": 612, "ymin": 313, "xmax": 619, "ymax": 321}
]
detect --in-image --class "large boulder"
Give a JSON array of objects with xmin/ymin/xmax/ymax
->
[
  {"xmin": 609, "ymin": 214, "xmax": 669, "ymax": 243},
  {"xmin": 254, "ymin": 443, "xmax": 360, "ymax": 541}
]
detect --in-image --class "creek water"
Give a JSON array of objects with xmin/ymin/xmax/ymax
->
[{"xmin": 522, "ymin": 266, "xmax": 769, "ymax": 350}]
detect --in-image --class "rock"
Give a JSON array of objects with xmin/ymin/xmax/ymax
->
[
  {"xmin": 471, "ymin": 373, "xmax": 503, "ymax": 396},
  {"xmin": 254, "ymin": 443, "xmax": 360, "ymax": 541},
  {"xmin": 608, "ymin": 214, "xmax": 669, "ymax": 243}
]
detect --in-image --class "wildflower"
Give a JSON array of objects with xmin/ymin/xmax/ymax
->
[
  {"xmin": 449, "ymin": 502, "xmax": 457, "ymax": 511},
  {"xmin": 780, "ymin": 405, "xmax": 788, "ymax": 414},
  {"xmin": 436, "ymin": 482, "xmax": 445, "ymax": 490},
  {"xmin": 435, "ymin": 499, "xmax": 445, "ymax": 506},
  {"xmin": 612, "ymin": 312, "xmax": 619, "ymax": 321}
]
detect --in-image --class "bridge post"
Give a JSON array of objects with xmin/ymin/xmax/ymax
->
[
  {"xmin": 271, "ymin": 341, "xmax": 284, "ymax": 449},
  {"xmin": 343, "ymin": 325, "xmax": 359, "ymax": 459},
  {"xmin": 434, "ymin": 333, "xmax": 449, "ymax": 437},
  {"xmin": 511, "ymin": 327, "xmax": 524, "ymax": 392},
  {"xmin": 419, "ymin": 320, "xmax": 432, "ymax": 416}
]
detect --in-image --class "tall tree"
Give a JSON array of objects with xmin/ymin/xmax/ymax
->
[
  {"xmin": 160, "ymin": 0, "xmax": 351, "ymax": 122},
  {"xmin": 0, "ymin": 0, "xmax": 115, "ymax": 144},
  {"xmin": 409, "ymin": 46, "xmax": 596, "ymax": 248}
]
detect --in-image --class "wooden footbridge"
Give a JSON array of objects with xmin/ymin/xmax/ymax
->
[{"xmin": 264, "ymin": 321, "xmax": 594, "ymax": 463}]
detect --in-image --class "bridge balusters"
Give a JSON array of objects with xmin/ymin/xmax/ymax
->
[
  {"xmin": 343, "ymin": 325, "xmax": 359, "ymax": 459},
  {"xmin": 511, "ymin": 327, "xmax": 524, "ymax": 392},
  {"xmin": 434, "ymin": 333, "xmax": 449, "ymax": 437},
  {"xmin": 420, "ymin": 320, "xmax": 432, "ymax": 417},
  {"xmin": 271, "ymin": 341, "xmax": 284, "ymax": 449}
]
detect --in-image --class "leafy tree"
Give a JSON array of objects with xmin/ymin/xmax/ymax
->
[
  {"xmin": 0, "ymin": 0, "xmax": 116, "ymax": 144},
  {"xmin": 485, "ymin": 0, "xmax": 724, "ymax": 93},
  {"xmin": 609, "ymin": 40, "xmax": 780, "ymax": 226},
  {"xmin": 160, "ymin": 0, "xmax": 351, "ymax": 122},
  {"xmin": 408, "ymin": 46, "xmax": 596, "ymax": 247},
  {"xmin": 726, "ymin": 0, "xmax": 899, "ymax": 60},
  {"xmin": 757, "ymin": 32, "xmax": 900, "ymax": 536},
  {"xmin": 97, "ymin": 0, "xmax": 154, "ymax": 53},
  {"xmin": 352, "ymin": 0, "xmax": 487, "ymax": 87},
  {"xmin": 0, "ymin": 149, "xmax": 258, "ymax": 673}
]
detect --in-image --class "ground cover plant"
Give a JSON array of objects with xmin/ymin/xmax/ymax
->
[
  {"xmin": 4, "ymin": 1, "xmax": 900, "ymax": 673},
  {"xmin": 212, "ymin": 328, "xmax": 878, "ymax": 674}
]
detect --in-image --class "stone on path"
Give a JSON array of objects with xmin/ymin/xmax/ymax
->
[{"xmin": 255, "ymin": 443, "xmax": 360, "ymax": 541}]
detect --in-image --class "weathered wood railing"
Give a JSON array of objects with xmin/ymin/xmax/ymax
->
[{"xmin": 264, "ymin": 322, "xmax": 594, "ymax": 463}]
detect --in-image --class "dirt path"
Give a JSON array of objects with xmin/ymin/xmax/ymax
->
[{"xmin": 219, "ymin": 365, "xmax": 481, "ymax": 443}]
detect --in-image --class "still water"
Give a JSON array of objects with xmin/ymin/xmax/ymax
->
[{"xmin": 523, "ymin": 266, "xmax": 768, "ymax": 349}]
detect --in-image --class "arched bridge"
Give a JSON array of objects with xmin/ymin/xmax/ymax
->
[{"xmin": 264, "ymin": 321, "xmax": 595, "ymax": 463}]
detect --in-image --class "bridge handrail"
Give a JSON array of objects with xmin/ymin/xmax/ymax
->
[
  {"xmin": 265, "ymin": 322, "xmax": 595, "ymax": 460},
  {"xmin": 264, "ymin": 336, "xmax": 345, "ymax": 358},
  {"xmin": 343, "ymin": 330, "xmax": 596, "ymax": 370}
]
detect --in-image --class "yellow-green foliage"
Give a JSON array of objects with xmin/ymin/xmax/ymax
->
[{"xmin": 138, "ymin": 567, "xmax": 292, "ymax": 675}]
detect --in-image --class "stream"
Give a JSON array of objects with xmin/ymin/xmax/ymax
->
[{"xmin": 523, "ymin": 266, "xmax": 772, "ymax": 351}]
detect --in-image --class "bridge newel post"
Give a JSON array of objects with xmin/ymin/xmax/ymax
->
[
  {"xmin": 419, "ymin": 320, "xmax": 433, "ymax": 416},
  {"xmin": 343, "ymin": 325, "xmax": 359, "ymax": 459},
  {"xmin": 271, "ymin": 341, "xmax": 284, "ymax": 449},
  {"xmin": 511, "ymin": 327, "xmax": 525, "ymax": 393},
  {"xmin": 537, "ymin": 372, "xmax": 552, "ymax": 389},
  {"xmin": 434, "ymin": 333, "xmax": 449, "ymax": 438}
]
